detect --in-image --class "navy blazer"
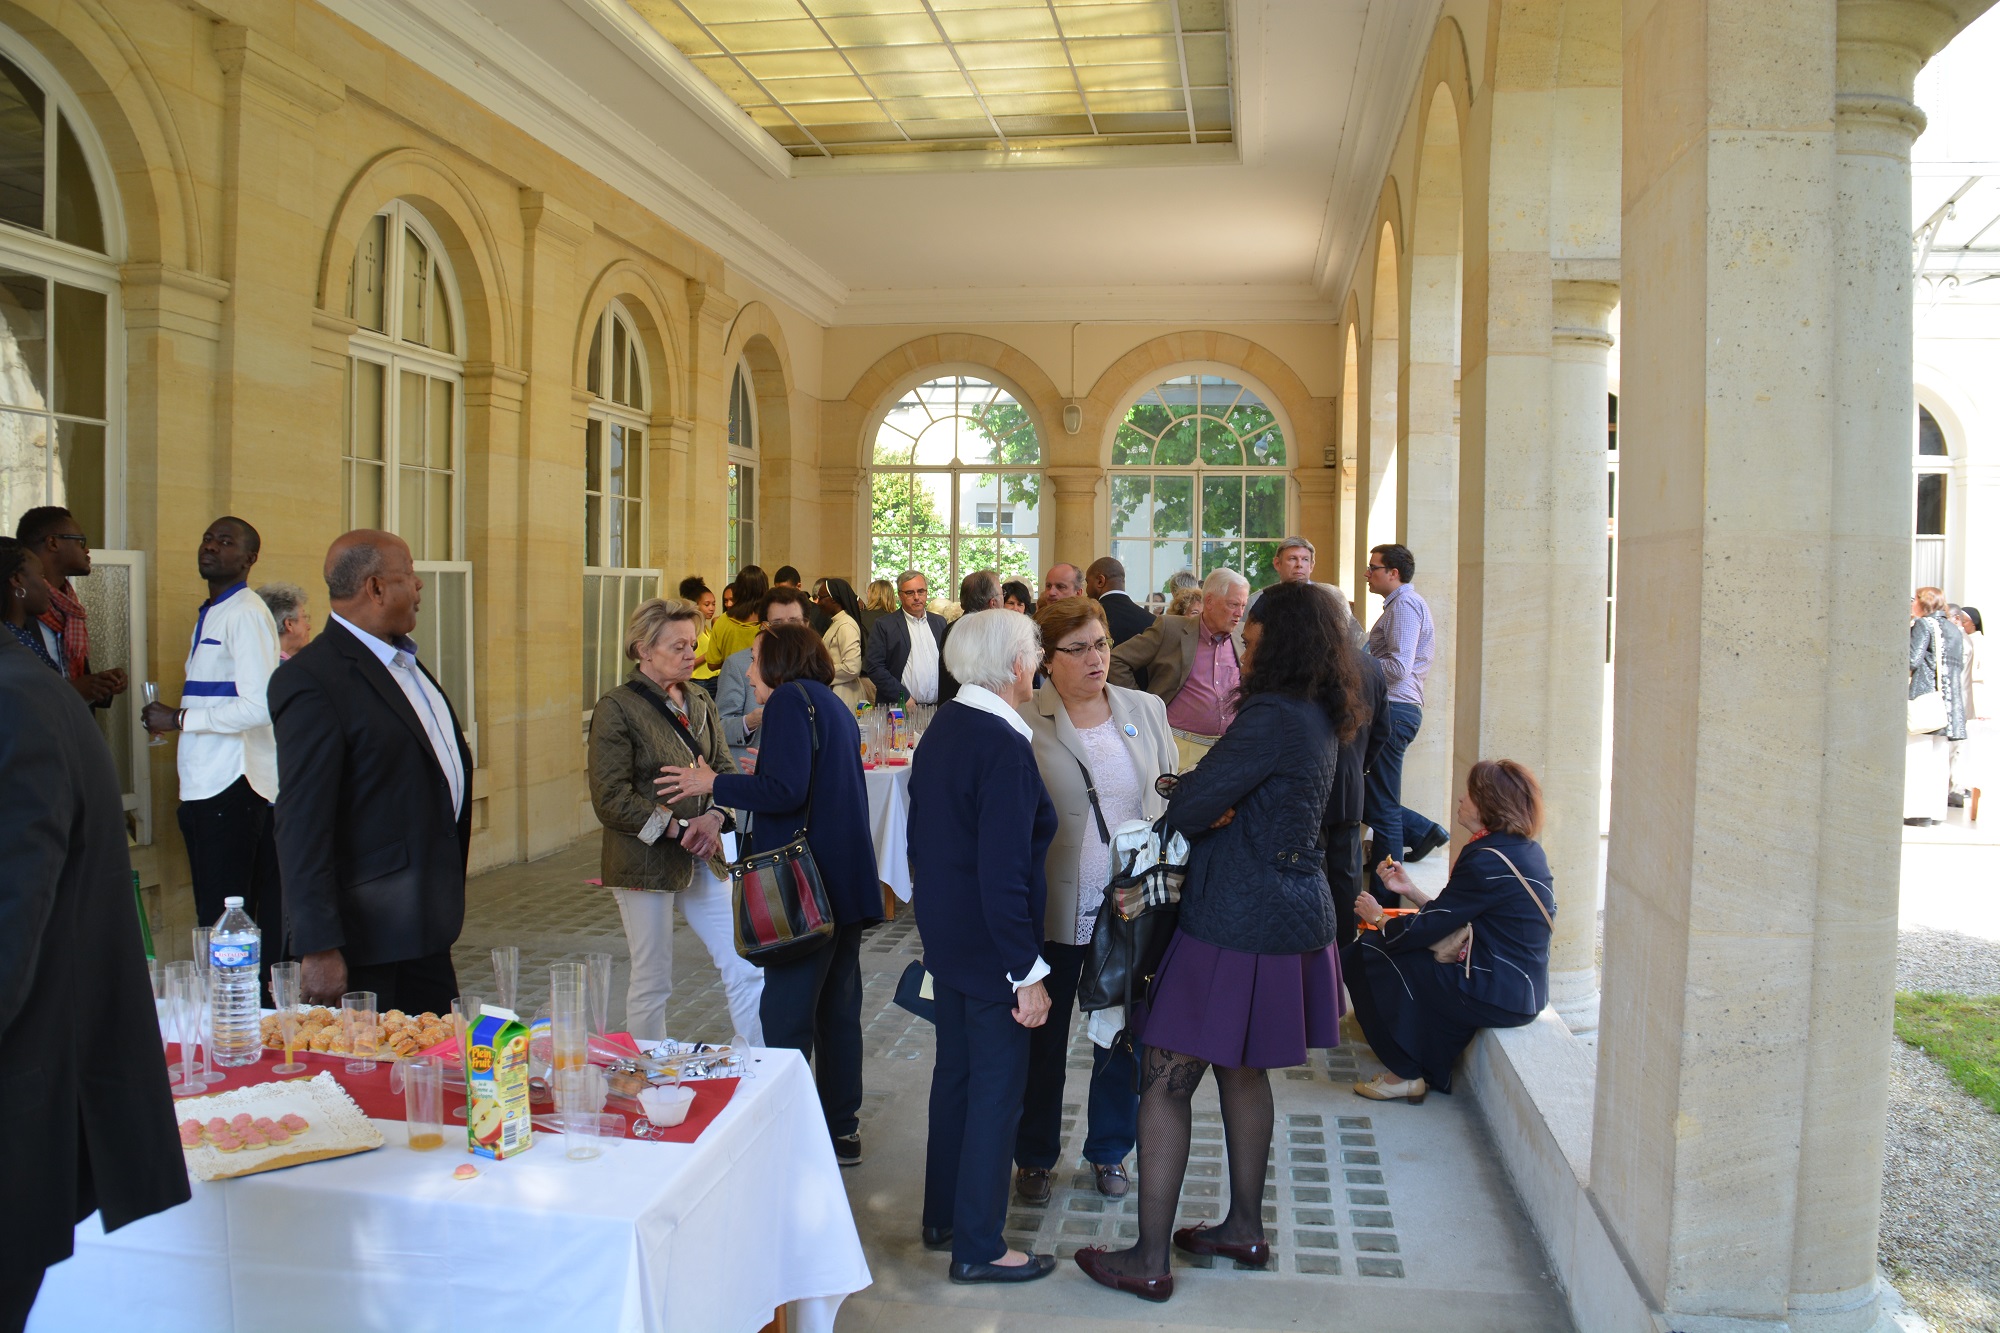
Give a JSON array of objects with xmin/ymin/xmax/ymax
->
[
  {"xmin": 864, "ymin": 609, "xmax": 946, "ymax": 705},
  {"xmin": 1372, "ymin": 832, "xmax": 1555, "ymax": 1016},
  {"xmin": 908, "ymin": 701, "xmax": 1057, "ymax": 1004},
  {"xmin": 711, "ymin": 680, "xmax": 882, "ymax": 928},
  {"xmin": 1098, "ymin": 590, "xmax": 1157, "ymax": 646}
]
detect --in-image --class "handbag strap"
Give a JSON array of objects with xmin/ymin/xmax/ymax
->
[
  {"xmin": 1073, "ymin": 756, "xmax": 1112, "ymax": 844},
  {"xmin": 625, "ymin": 680, "xmax": 720, "ymax": 829},
  {"xmin": 790, "ymin": 681, "xmax": 820, "ymax": 836},
  {"xmin": 1484, "ymin": 847, "xmax": 1554, "ymax": 931}
]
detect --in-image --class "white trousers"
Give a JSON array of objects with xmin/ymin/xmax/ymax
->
[
  {"xmin": 612, "ymin": 841, "xmax": 765, "ymax": 1046},
  {"xmin": 1903, "ymin": 731, "xmax": 1951, "ymax": 820}
]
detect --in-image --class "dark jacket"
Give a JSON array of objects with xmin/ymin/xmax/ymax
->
[
  {"xmin": 272, "ymin": 619, "xmax": 473, "ymax": 965},
  {"xmin": 1098, "ymin": 589, "xmax": 1157, "ymax": 646},
  {"xmin": 586, "ymin": 672, "xmax": 736, "ymax": 893},
  {"xmin": 1373, "ymin": 833, "xmax": 1556, "ymax": 1016},
  {"xmin": 712, "ymin": 679, "xmax": 883, "ymax": 928},
  {"xmin": 1326, "ymin": 654, "xmax": 1389, "ymax": 827},
  {"xmin": 864, "ymin": 609, "xmax": 947, "ymax": 705},
  {"xmin": 1165, "ymin": 693, "xmax": 1342, "ymax": 954},
  {"xmin": 0, "ymin": 636, "xmax": 190, "ymax": 1272},
  {"xmin": 908, "ymin": 701, "xmax": 1057, "ymax": 1003}
]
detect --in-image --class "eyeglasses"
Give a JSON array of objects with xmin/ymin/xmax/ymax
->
[
  {"xmin": 1366, "ymin": 564, "xmax": 1387, "ymax": 573},
  {"xmin": 1051, "ymin": 637, "xmax": 1113, "ymax": 660},
  {"xmin": 54, "ymin": 534, "xmax": 89, "ymax": 546}
]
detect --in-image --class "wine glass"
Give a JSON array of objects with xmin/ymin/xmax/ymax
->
[
  {"xmin": 142, "ymin": 681, "xmax": 168, "ymax": 746},
  {"xmin": 270, "ymin": 962, "xmax": 306, "ymax": 1075}
]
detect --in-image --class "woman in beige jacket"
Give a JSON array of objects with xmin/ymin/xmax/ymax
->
[
  {"xmin": 814, "ymin": 576, "xmax": 866, "ymax": 709},
  {"xmin": 587, "ymin": 597, "xmax": 763, "ymax": 1044},
  {"xmin": 1010, "ymin": 595, "xmax": 1178, "ymax": 1203}
]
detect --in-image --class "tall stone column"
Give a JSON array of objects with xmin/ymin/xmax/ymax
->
[{"xmin": 1044, "ymin": 467, "xmax": 1102, "ymax": 574}]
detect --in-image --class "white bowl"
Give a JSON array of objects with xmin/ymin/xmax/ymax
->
[{"xmin": 637, "ymin": 1084, "xmax": 695, "ymax": 1127}]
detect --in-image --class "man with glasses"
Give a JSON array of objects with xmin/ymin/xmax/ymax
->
[
  {"xmin": 14, "ymin": 506, "xmax": 128, "ymax": 709},
  {"xmin": 864, "ymin": 568, "xmax": 947, "ymax": 706},
  {"xmin": 1109, "ymin": 568, "xmax": 1249, "ymax": 771},
  {"xmin": 1362, "ymin": 544, "xmax": 1449, "ymax": 895}
]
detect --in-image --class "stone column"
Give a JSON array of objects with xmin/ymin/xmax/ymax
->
[
  {"xmin": 1044, "ymin": 466, "xmax": 1102, "ymax": 573},
  {"xmin": 1541, "ymin": 277, "xmax": 1617, "ymax": 1033}
]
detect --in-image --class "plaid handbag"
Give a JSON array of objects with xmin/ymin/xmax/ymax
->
[{"xmin": 729, "ymin": 683, "xmax": 837, "ymax": 966}]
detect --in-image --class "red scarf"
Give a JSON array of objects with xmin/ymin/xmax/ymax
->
[{"xmin": 38, "ymin": 580, "xmax": 89, "ymax": 680}]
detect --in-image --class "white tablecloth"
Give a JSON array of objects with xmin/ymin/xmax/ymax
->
[
  {"xmin": 30, "ymin": 1049, "xmax": 870, "ymax": 1333},
  {"xmin": 864, "ymin": 764, "xmax": 913, "ymax": 902}
]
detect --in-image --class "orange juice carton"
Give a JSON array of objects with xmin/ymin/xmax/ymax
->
[{"xmin": 465, "ymin": 1006, "xmax": 532, "ymax": 1159}]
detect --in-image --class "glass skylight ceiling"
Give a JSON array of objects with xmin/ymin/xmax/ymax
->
[{"xmin": 635, "ymin": 0, "xmax": 1232, "ymax": 158}]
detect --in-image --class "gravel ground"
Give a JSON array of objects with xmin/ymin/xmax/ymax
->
[{"xmin": 1881, "ymin": 928, "xmax": 2000, "ymax": 1333}]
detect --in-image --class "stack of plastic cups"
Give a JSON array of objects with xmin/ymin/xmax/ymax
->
[{"xmin": 550, "ymin": 967, "xmax": 587, "ymax": 1075}]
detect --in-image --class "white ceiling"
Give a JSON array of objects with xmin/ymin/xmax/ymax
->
[{"xmin": 321, "ymin": 0, "xmax": 1441, "ymax": 324}]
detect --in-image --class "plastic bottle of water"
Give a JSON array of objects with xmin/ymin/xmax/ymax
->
[{"xmin": 209, "ymin": 897, "xmax": 263, "ymax": 1067}]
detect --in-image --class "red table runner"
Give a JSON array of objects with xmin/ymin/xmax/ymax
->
[{"xmin": 166, "ymin": 1046, "xmax": 738, "ymax": 1145}]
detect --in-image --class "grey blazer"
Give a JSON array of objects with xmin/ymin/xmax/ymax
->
[
  {"xmin": 1016, "ymin": 683, "xmax": 1178, "ymax": 943},
  {"xmin": 1107, "ymin": 614, "xmax": 1246, "ymax": 716}
]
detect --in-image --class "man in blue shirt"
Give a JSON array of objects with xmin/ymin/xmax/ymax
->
[{"xmin": 1362, "ymin": 544, "xmax": 1450, "ymax": 899}]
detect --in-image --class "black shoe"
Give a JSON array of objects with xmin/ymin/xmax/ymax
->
[
  {"xmin": 1404, "ymin": 826, "xmax": 1450, "ymax": 862},
  {"xmin": 922, "ymin": 1226, "xmax": 953, "ymax": 1252},
  {"xmin": 833, "ymin": 1134, "xmax": 862, "ymax": 1167},
  {"xmin": 950, "ymin": 1254, "xmax": 1057, "ymax": 1285},
  {"xmin": 1949, "ymin": 790, "xmax": 1967, "ymax": 808},
  {"xmin": 1015, "ymin": 1166, "xmax": 1052, "ymax": 1204},
  {"xmin": 1904, "ymin": 817, "xmax": 1938, "ymax": 827}
]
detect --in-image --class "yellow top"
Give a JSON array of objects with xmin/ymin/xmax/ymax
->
[
  {"xmin": 703, "ymin": 613, "xmax": 760, "ymax": 670},
  {"xmin": 692, "ymin": 625, "xmax": 720, "ymax": 681}
]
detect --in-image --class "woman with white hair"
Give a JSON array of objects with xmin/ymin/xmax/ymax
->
[
  {"xmin": 256, "ymin": 582, "xmax": 312, "ymax": 659},
  {"xmin": 908, "ymin": 609, "xmax": 1059, "ymax": 1285}
]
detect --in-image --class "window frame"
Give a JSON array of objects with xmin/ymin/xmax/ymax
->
[
  {"xmin": 728, "ymin": 358, "xmax": 757, "ymax": 572},
  {"xmin": 581, "ymin": 301, "xmax": 660, "ymax": 724},
  {"xmin": 865, "ymin": 370, "xmax": 1046, "ymax": 593},
  {"xmin": 1104, "ymin": 367, "xmax": 1293, "ymax": 597},
  {"xmin": 1913, "ymin": 400, "xmax": 1953, "ymax": 594}
]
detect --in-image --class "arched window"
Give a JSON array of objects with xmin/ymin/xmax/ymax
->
[
  {"xmin": 581, "ymin": 301, "xmax": 657, "ymax": 718},
  {"xmin": 727, "ymin": 360, "xmax": 755, "ymax": 570},
  {"xmin": 869, "ymin": 374, "xmax": 1042, "ymax": 590},
  {"xmin": 1914, "ymin": 403, "xmax": 1950, "ymax": 592},
  {"xmin": 1110, "ymin": 373, "xmax": 1287, "ymax": 596},
  {"xmin": 345, "ymin": 200, "xmax": 474, "ymax": 752}
]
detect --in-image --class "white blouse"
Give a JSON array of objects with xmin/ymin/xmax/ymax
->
[{"xmin": 1073, "ymin": 717, "xmax": 1146, "ymax": 945}]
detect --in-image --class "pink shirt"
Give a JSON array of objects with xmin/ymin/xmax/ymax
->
[{"xmin": 1166, "ymin": 627, "xmax": 1240, "ymax": 737}]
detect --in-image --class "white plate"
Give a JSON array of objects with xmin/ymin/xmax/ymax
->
[{"xmin": 173, "ymin": 1072, "xmax": 384, "ymax": 1181}]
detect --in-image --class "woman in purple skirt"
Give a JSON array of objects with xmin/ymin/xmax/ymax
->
[{"xmin": 1075, "ymin": 581, "xmax": 1367, "ymax": 1304}]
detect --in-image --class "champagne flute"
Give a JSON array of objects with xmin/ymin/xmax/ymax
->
[
  {"xmin": 490, "ymin": 946, "xmax": 518, "ymax": 1015},
  {"xmin": 585, "ymin": 952, "xmax": 612, "ymax": 1040},
  {"xmin": 270, "ymin": 962, "xmax": 305, "ymax": 1075},
  {"xmin": 449, "ymin": 995, "xmax": 480, "ymax": 1120},
  {"xmin": 190, "ymin": 928, "xmax": 225, "ymax": 1084},
  {"xmin": 166, "ymin": 964, "xmax": 205, "ymax": 1097},
  {"xmin": 142, "ymin": 681, "xmax": 168, "ymax": 746}
]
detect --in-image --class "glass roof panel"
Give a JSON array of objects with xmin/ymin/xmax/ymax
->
[{"xmin": 637, "ymin": 0, "xmax": 1231, "ymax": 159}]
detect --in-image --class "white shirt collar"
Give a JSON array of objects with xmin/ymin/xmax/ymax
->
[
  {"xmin": 904, "ymin": 608, "xmax": 930, "ymax": 625},
  {"xmin": 954, "ymin": 682, "xmax": 1033, "ymax": 740},
  {"xmin": 332, "ymin": 611, "xmax": 420, "ymax": 667}
]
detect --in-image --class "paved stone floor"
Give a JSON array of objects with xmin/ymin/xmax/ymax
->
[{"xmin": 457, "ymin": 840, "xmax": 1573, "ymax": 1333}]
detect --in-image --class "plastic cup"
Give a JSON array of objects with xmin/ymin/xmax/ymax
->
[
  {"xmin": 554, "ymin": 1064, "xmax": 606, "ymax": 1118},
  {"xmin": 449, "ymin": 996, "xmax": 480, "ymax": 1121},
  {"xmin": 167, "ymin": 966, "xmax": 206, "ymax": 1097},
  {"xmin": 270, "ymin": 961, "xmax": 305, "ymax": 1075},
  {"xmin": 490, "ymin": 947, "xmax": 518, "ymax": 1014},
  {"xmin": 403, "ymin": 1056, "xmax": 446, "ymax": 1150},
  {"xmin": 342, "ymin": 991, "xmax": 379, "ymax": 1074},
  {"xmin": 550, "ymin": 977, "xmax": 587, "ymax": 1072},
  {"xmin": 584, "ymin": 953, "xmax": 612, "ymax": 1037},
  {"xmin": 560, "ymin": 1110, "xmax": 618, "ymax": 1160}
]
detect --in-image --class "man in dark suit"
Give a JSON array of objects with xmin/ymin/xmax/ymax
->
[
  {"xmin": 0, "ymin": 635, "xmax": 189, "ymax": 1330},
  {"xmin": 273, "ymin": 530, "xmax": 472, "ymax": 1014},
  {"xmin": 863, "ymin": 568, "xmax": 946, "ymax": 706},
  {"xmin": 1084, "ymin": 556, "xmax": 1156, "ymax": 646}
]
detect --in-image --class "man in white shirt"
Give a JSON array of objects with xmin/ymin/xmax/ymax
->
[
  {"xmin": 862, "ymin": 568, "xmax": 946, "ymax": 706},
  {"xmin": 142, "ymin": 518, "xmax": 284, "ymax": 961}
]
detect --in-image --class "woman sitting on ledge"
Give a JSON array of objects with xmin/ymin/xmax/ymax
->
[{"xmin": 1342, "ymin": 758, "xmax": 1555, "ymax": 1103}]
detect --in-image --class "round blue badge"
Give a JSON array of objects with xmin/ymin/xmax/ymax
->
[{"xmin": 1124, "ymin": 723, "xmax": 1137, "ymax": 737}]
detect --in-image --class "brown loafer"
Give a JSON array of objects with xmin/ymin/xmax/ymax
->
[
  {"xmin": 1074, "ymin": 1246, "xmax": 1173, "ymax": 1303},
  {"xmin": 1174, "ymin": 1223, "xmax": 1270, "ymax": 1268},
  {"xmin": 1015, "ymin": 1166, "xmax": 1052, "ymax": 1205},
  {"xmin": 1353, "ymin": 1073, "xmax": 1428, "ymax": 1104},
  {"xmin": 1094, "ymin": 1162, "xmax": 1130, "ymax": 1197}
]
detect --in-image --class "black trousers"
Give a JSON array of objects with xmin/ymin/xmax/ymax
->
[
  {"xmin": 1324, "ymin": 822, "xmax": 1366, "ymax": 947},
  {"xmin": 923, "ymin": 978, "xmax": 1031, "ymax": 1266},
  {"xmin": 346, "ymin": 950, "xmax": 461, "ymax": 1016},
  {"xmin": 0, "ymin": 1264, "xmax": 42, "ymax": 1333},
  {"xmin": 758, "ymin": 921, "xmax": 866, "ymax": 1139},
  {"xmin": 1340, "ymin": 936, "xmax": 1531, "ymax": 1092},
  {"xmin": 1015, "ymin": 940, "xmax": 1138, "ymax": 1170},
  {"xmin": 178, "ymin": 776, "xmax": 285, "ymax": 985}
]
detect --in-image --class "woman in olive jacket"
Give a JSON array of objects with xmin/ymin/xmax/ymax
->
[
  {"xmin": 1075, "ymin": 581, "xmax": 1365, "ymax": 1304},
  {"xmin": 587, "ymin": 597, "xmax": 763, "ymax": 1045}
]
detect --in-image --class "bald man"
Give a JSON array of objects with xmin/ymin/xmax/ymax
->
[
  {"xmin": 270, "ymin": 530, "xmax": 472, "ymax": 1013},
  {"xmin": 1083, "ymin": 556, "xmax": 1156, "ymax": 646},
  {"xmin": 1042, "ymin": 563, "xmax": 1082, "ymax": 604}
]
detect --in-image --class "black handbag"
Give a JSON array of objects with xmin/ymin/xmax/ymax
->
[
  {"xmin": 725, "ymin": 683, "xmax": 837, "ymax": 967},
  {"xmin": 1074, "ymin": 759, "xmax": 1186, "ymax": 1018}
]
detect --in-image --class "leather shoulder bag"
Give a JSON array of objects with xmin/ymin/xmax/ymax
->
[
  {"xmin": 1076, "ymin": 759, "xmax": 1188, "ymax": 1016},
  {"xmin": 1425, "ymin": 845, "xmax": 1554, "ymax": 977},
  {"xmin": 725, "ymin": 683, "xmax": 837, "ymax": 966}
]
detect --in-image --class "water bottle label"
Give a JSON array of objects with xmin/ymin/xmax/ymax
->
[{"xmin": 212, "ymin": 942, "xmax": 254, "ymax": 969}]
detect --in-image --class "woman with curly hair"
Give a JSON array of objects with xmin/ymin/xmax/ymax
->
[{"xmin": 1074, "ymin": 580, "xmax": 1367, "ymax": 1303}]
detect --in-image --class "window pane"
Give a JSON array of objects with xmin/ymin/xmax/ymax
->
[
  {"xmin": 628, "ymin": 344, "xmax": 646, "ymax": 411},
  {"xmin": 351, "ymin": 360, "xmax": 384, "ymax": 461},
  {"xmin": 0, "ymin": 410, "xmax": 49, "ymax": 527},
  {"xmin": 1113, "ymin": 421, "xmax": 1153, "ymax": 466},
  {"xmin": 612, "ymin": 319, "xmax": 628, "ymax": 404},
  {"xmin": 53, "ymin": 115, "xmax": 103, "ymax": 252},
  {"xmin": 0, "ymin": 269, "xmax": 48, "ymax": 410},
  {"xmin": 427, "ymin": 377, "xmax": 452, "ymax": 470},
  {"xmin": 52, "ymin": 283, "xmax": 105, "ymax": 419},
  {"xmin": 1916, "ymin": 472, "xmax": 1946, "ymax": 536},
  {"xmin": 399, "ymin": 467, "xmax": 422, "ymax": 550},
  {"xmin": 351, "ymin": 214, "xmax": 386, "ymax": 333},
  {"xmin": 585, "ymin": 494, "xmax": 602, "ymax": 566},
  {"xmin": 911, "ymin": 418, "xmax": 960, "ymax": 466},
  {"xmin": 432, "ymin": 568, "xmax": 470, "ymax": 715},
  {"xmin": 607, "ymin": 487, "xmax": 627, "ymax": 566},
  {"xmin": 1156, "ymin": 415, "xmax": 1197, "ymax": 465},
  {"xmin": 349, "ymin": 459, "xmax": 382, "ymax": 529},
  {"xmin": 625, "ymin": 427, "xmax": 644, "ymax": 501},
  {"xmin": 430, "ymin": 261, "xmax": 454, "ymax": 355},
  {"xmin": 994, "ymin": 538, "xmax": 1037, "ymax": 583},
  {"xmin": 0, "ymin": 56, "xmax": 45, "ymax": 233},
  {"xmin": 625, "ymin": 499, "xmax": 644, "ymax": 564},
  {"xmin": 1152, "ymin": 475, "xmax": 1193, "ymax": 538},
  {"xmin": 1000, "ymin": 472, "xmax": 1039, "ymax": 535},
  {"xmin": 402, "ymin": 226, "xmax": 429, "ymax": 346},
  {"xmin": 587, "ymin": 319, "xmax": 604, "ymax": 398},
  {"xmin": 1918, "ymin": 406, "xmax": 1947, "ymax": 457},
  {"xmin": 1240, "ymin": 541, "xmax": 1280, "ymax": 590},
  {"xmin": 585, "ymin": 417, "xmax": 603, "ymax": 494},
  {"xmin": 1200, "ymin": 539, "xmax": 1242, "ymax": 579},
  {"xmin": 606, "ymin": 421, "xmax": 627, "ymax": 499},
  {"xmin": 1244, "ymin": 475, "xmax": 1286, "ymax": 537},
  {"xmin": 54, "ymin": 419, "xmax": 103, "ymax": 541},
  {"xmin": 957, "ymin": 471, "xmax": 999, "ymax": 534},
  {"xmin": 1201, "ymin": 475, "xmax": 1242, "ymax": 538},
  {"xmin": 1110, "ymin": 474, "xmax": 1151, "ymax": 539},
  {"xmin": 426, "ymin": 471, "xmax": 451, "ymax": 558},
  {"xmin": 1199, "ymin": 417, "xmax": 1243, "ymax": 466},
  {"xmin": 582, "ymin": 574, "xmax": 601, "ymax": 713}
]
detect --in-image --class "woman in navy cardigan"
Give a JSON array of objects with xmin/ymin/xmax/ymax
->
[
  {"xmin": 658, "ymin": 623, "xmax": 880, "ymax": 1160},
  {"xmin": 907, "ymin": 609, "xmax": 1060, "ymax": 1286},
  {"xmin": 1342, "ymin": 758, "xmax": 1556, "ymax": 1102}
]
